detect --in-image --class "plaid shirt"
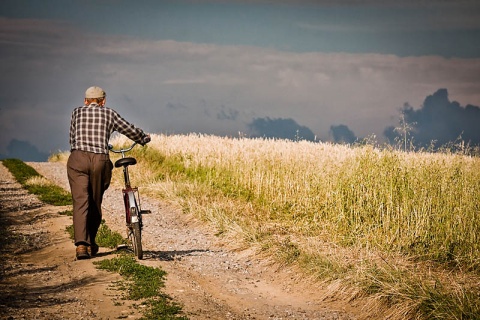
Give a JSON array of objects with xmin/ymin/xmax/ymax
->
[{"xmin": 70, "ymin": 104, "xmax": 147, "ymax": 154}]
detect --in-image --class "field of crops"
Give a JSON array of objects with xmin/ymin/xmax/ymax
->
[{"xmin": 66, "ymin": 133, "xmax": 480, "ymax": 319}]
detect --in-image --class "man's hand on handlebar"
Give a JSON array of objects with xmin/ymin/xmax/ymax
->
[
  {"xmin": 109, "ymin": 134, "xmax": 150, "ymax": 153},
  {"xmin": 141, "ymin": 134, "xmax": 151, "ymax": 145}
]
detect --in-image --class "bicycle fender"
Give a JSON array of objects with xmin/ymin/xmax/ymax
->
[{"xmin": 125, "ymin": 190, "xmax": 138, "ymax": 224}]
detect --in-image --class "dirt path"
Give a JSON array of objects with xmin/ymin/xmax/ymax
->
[
  {"xmin": 0, "ymin": 163, "xmax": 144, "ymax": 320},
  {"xmin": 1, "ymin": 162, "xmax": 365, "ymax": 319}
]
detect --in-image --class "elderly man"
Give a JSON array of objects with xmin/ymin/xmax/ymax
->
[{"xmin": 67, "ymin": 86, "xmax": 150, "ymax": 259}]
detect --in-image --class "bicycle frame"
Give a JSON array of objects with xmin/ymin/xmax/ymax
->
[
  {"xmin": 123, "ymin": 186, "xmax": 140, "ymax": 224},
  {"xmin": 109, "ymin": 142, "xmax": 146, "ymax": 259}
]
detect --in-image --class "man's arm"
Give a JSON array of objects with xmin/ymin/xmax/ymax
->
[{"xmin": 111, "ymin": 109, "xmax": 150, "ymax": 145}]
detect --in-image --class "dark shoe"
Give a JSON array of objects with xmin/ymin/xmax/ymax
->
[
  {"xmin": 88, "ymin": 244, "xmax": 99, "ymax": 256},
  {"xmin": 76, "ymin": 245, "xmax": 90, "ymax": 260}
]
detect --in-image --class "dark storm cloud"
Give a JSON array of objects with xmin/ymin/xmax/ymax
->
[
  {"xmin": 247, "ymin": 117, "xmax": 316, "ymax": 141},
  {"xmin": 330, "ymin": 124, "xmax": 357, "ymax": 144},
  {"xmin": 384, "ymin": 89, "xmax": 480, "ymax": 148},
  {"xmin": 0, "ymin": 139, "xmax": 49, "ymax": 161}
]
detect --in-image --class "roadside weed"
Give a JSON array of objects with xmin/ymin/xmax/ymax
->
[
  {"xmin": 94, "ymin": 254, "xmax": 187, "ymax": 319},
  {"xmin": 2, "ymin": 158, "xmax": 72, "ymax": 206}
]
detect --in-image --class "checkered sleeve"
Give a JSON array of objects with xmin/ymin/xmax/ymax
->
[{"xmin": 110, "ymin": 109, "xmax": 148, "ymax": 145}]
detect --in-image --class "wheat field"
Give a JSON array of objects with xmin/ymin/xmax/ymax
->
[
  {"xmin": 115, "ymin": 134, "xmax": 479, "ymax": 262},
  {"xmin": 55, "ymin": 133, "xmax": 480, "ymax": 319}
]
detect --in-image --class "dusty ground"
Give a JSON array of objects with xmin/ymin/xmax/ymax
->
[{"xmin": 0, "ymin": 162, "xmax": 367, "ymax": 320}]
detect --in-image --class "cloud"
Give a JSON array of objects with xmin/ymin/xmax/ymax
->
[
  {"xmin": 0, "ymin": 139, "xmax": 49, "ymax": 161},
  {"xmin": 330, "ymin": 124, "xmax": 357, "ymax": 144},
  {"xmin": 247, "ymin": 117, "xmax": 316, "ymax": 141},
  {"xmin": 1, "ymin": 17, "xmax": 480, "ymax": 156},
  {"xmin": 384, "ymin": 89, "xmax": 480, "ymax": 148}
]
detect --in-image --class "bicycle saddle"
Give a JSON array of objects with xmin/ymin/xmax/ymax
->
[{"xmin": 115, "ymin": 157, "xmax": 137, "ymax": 168}]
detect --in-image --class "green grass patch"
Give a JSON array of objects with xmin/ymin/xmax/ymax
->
[
  {"xmin": 26, "ymin": 184, "xmax": 72, "ymax": 206},
  {"xmin": 66, "ymin": 224, "xmax": 74, "ymax": 240},
  {"xmin": 66, "ymin": 220, "xmax": 126, "ymax": 249},
  {"xmin": 94, "ymin": 254, "xmax": 187, "ymax": 319},
  {"xmin": 58, "ymin": 209, "xmax": 73, "ymax": 216},
  {"xmin": 2, "ymin": 158, "xmax": 72, "ymax": 206},
  {"xmin": 2, "ymin": 158, "xmax": 41, "ymax": 184},
  {"xmin": 96, "ymin": 220, "xmax": 127, "ymax": 248}
]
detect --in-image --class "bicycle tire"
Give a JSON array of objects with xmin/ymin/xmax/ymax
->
[
  {"xmin": 131, "ymin": 222, "xmax": 143, "ymax": 259},
  {"xmin": 129, "ymin": 207, "xmax": 143, "ymax": 260}
]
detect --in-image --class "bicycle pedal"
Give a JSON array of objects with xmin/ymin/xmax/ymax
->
[{"xmin": 140, "ymin": 210, "xmax": 152, "ymax": 214}]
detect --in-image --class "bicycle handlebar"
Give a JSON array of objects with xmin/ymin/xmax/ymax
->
[{"xmin": 108, "ymin": 142, "xmax": 137, "ymax": 154}]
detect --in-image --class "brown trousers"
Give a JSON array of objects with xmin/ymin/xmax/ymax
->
[{"xmin": 67, "ymin": 150, "xmax": 113, "ymax": 246}]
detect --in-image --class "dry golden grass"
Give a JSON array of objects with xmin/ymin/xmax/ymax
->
[{"xmin": 52, "ymin": 133, "xmax": 480, "ymax": 319}]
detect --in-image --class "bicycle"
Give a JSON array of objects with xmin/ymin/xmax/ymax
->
[{"xmin": 109, "ymin": 142, "xmax": 150, "ymax": 259}]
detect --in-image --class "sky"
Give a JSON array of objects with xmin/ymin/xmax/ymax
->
[{"xmin": 1, "ymin": 0, "xmax": 480, "ymax": 160}]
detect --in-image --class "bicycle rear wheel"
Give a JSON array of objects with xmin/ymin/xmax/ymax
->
[
  {"xmin": 129, "ymin": 208, "xmax": 143, "ymax": 259},
  {"xmin": 131, "ymin": 222, "xmax": 143, "ymax": 259}
]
